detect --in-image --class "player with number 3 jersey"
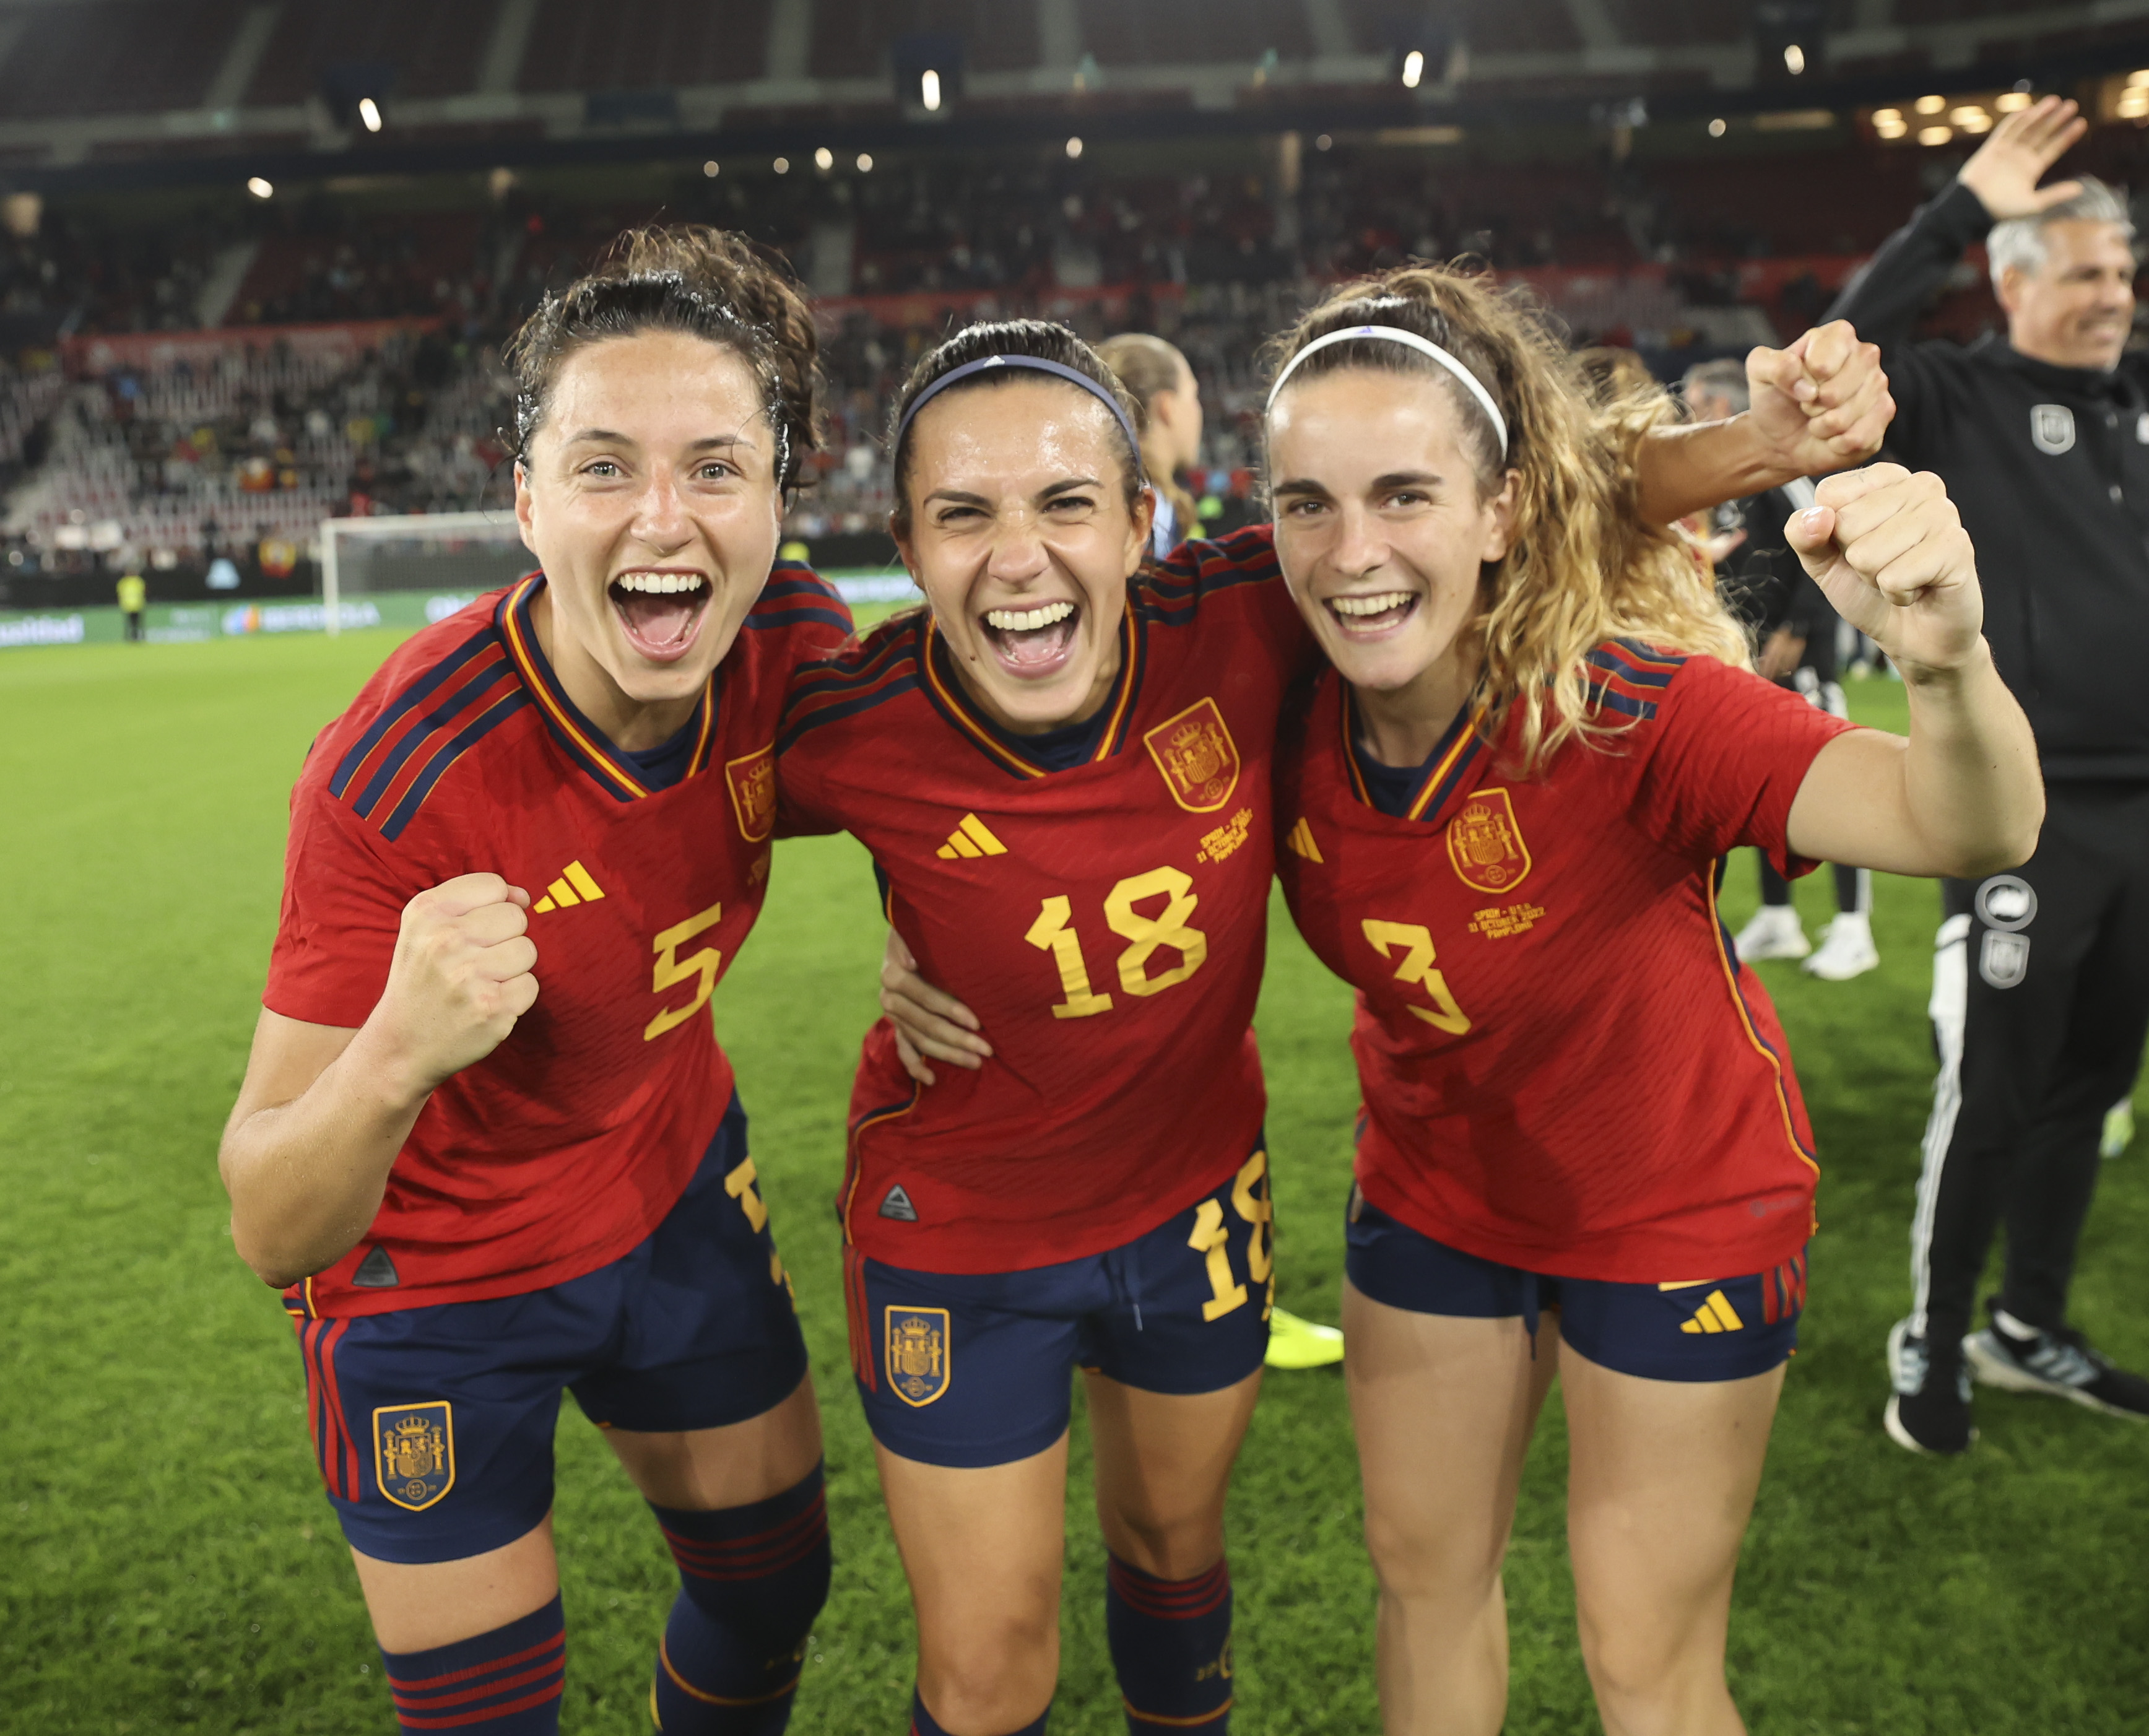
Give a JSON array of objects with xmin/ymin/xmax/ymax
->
[{"xmin": 1256, "ymin": 266, "xmax": 2041, "ymax": 1735}]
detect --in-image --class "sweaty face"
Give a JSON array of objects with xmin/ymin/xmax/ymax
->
[
  {"xmin": 2002, "ymin": 220, "xmax": 2138, "ymax": 372},
  {"xmin": 515, "ymin": 331, "xmax": 782, "ymax": 735},
  {"xmin": 896, "ymin": 378, "xmax": 1151, "ymax": 734},
  {"xmin": 1267, "ymin": 368, "xmax": 1516, "ymax": 699}
]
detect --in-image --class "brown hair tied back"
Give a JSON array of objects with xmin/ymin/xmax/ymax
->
[
  {"xmin": 1265, "ymin": 264, "xmax": 1748, "ymax": 772},
  {"xmin": 885, "ymin": 319, "xmax": 1147, "ymax": 538},
  {"xmin": 503, "ymin": 225, "xmax": 823, "ymax": 490}
]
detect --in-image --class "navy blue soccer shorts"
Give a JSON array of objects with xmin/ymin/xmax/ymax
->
[
  {"xmin": 1344, "ymin": 1186, "xmax": 1806, "ymax": 1382},
  {"xmin": 289, "ymin": 1095, "xmax": 809, "ymax": 1565},
  {"xmin": 851, "ymin": 1146, "xmax": 1277, "ymax": 1469}
]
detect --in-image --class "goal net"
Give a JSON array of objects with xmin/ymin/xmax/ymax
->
[{"xmin": 319, "ymin": 510, "xmax": 534, "ymax": 636}]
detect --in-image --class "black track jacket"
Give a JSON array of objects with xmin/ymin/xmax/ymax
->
[{"xmin": 1828, "ymin": 180, "xmax": 2149, "ymax": 783}]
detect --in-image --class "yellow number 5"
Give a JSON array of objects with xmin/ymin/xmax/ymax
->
[
  {"xmin": 644, "ymin": 901, "xmax": 724, "ymax": 1041},
  {"xmin": 1361, "ymin": 919, "xmax": 1472, "ymax": 1035}
]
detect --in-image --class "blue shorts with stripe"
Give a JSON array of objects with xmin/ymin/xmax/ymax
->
[
  {"xmin": 849, "ymin": 1145, "xmax": 1276, "ymax": 1469},
  {"xmin": 1344, "ymin": 1186, "xmax": 1806, "ymax": 1382},
  {"xmin": 289, "ymin": 1095, "xmax": 807, "ymax": 1565}
]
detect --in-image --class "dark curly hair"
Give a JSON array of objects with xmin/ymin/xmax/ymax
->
[
  {"xmin": 503, "ymin": 225, "xmax": 822, "ymax": 490},
  {"xmin": 885, "ymin": 318, "xmax": 1146, "ymax": 537}
]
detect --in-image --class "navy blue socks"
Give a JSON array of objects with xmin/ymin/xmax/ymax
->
[
  {"xmin": 380, "ymin": 1594, "xmax": 565, "ymax": 1732},
  {"xmin": 649, "ymin": 1462, "xmax": 831, "ymax": 1733},
  {"xmin": 1105, "ymin": 1555, "xmax": 1234, "ymax": 1731}
]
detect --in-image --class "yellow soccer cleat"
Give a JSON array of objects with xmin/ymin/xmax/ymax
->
[{"xmin": 1265, "ymin": 1306, "xmax": 1344, "ymax": 1369}]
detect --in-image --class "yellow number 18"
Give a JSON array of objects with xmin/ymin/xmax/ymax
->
[{"xmin": 1024, "ymin": 866, "xmax": 1209, "ymax": 1020}]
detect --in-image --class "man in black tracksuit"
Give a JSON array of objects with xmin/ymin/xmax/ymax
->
[{"xmin": 1828, "ymin": 96, "xmax": 2149, "ymax": 1454}]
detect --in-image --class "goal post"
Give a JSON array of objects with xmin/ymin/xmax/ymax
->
[{"xmin": 319, "ymin": 511, "xmax": 532, "ymax": 636}]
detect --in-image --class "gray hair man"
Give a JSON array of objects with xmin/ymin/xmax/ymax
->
[{"xmin": 1828, "ymin": 97, "xmax": 2149, "ymax": 1455}]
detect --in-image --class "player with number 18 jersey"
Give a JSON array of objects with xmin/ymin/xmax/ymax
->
[{"xmin": 778, "ymin": 528, "xmax": 1308, "ymax": 1464}]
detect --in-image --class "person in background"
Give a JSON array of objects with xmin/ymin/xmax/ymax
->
[
  {"xmin": 1685, "ymin": 358, "xmax": 1879, "ymax": 980},
  {"xmin": 1828, "ymin": 95, "xmax": 2149, "ymax": 1452},
  {"xmin": 1100, "ymin": 327, "xmax": 1346, "ymax": 1373},
  {"xmin": 1096, "ymin": 333, "xmax": 1204, "ymax": 560},
  {"xmin": 116, "ymin": 566, "xmax": 146, "ymax": 641}
]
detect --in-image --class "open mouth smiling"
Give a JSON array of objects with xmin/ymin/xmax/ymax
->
[
  {"xmin": 1326, "ymin": 591, "xmax": 1419, "ymax": 633},
  {"xmin": 610, "ymin": 570, "xmax": 711, "ymax": 662},
  {"xmin": 980, "ymin": 598, "xmax": 1080, "ymax": 676}
]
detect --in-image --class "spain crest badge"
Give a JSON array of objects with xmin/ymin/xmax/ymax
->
[
  {"xmin": 885, "ymin": 1306, "xmax": 950, "ymax": 1408},
  {"xmin": 1445, "ymin": 788, "xmax": 1532, "ymax": 893},
  {"xmin": 725, "ymin": 745, "xmax": 777, "ymax": 843},
  {"xmin": 1143, "ymin": 698, "xmax": 1241, "ymax": 814},
  {"xmin": 373, "ymin": 1402, "xmax": 454, "ymax": 1511}
]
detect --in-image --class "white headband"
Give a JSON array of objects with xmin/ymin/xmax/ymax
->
[{"xmin": 1266, "ymin": 323, "xmax": 1509, "ymax": 458}]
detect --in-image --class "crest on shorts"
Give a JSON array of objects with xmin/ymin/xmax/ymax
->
[
  {"xmin": 1445, "ymin": 788, "xmax": 1532, "ymax": 893},
  {"xmin": 1976, "ymin": 874, "xmax": 2037, "ymax": 932},
  {"xmin": 725, "ymin": 745, "xmax": 777, "ymax": 843},
  {"xmin": 2031, "ymin": 404, "xmax": 2076, "ymax": 456},
  {"xmin": 885, "ymin": 1307, "xmax": 950, "ymax": 1408},
  {"xmin": 1144, "ymin": 698, "xmax": 1241, "ymax": 814},
  {"xmin": 1980, "ymin": 930, "xmax": 2030, "ymax": 990},
  {"xmin": 373, "ymin": 1402, "xmax": 454, "ymax": 1511}
]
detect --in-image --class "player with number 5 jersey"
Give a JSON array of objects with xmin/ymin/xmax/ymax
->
[{"xmin": 220, "ymin": 229, "xmax": 849, "ymax": 1736}]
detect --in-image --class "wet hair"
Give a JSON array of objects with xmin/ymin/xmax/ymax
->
[
  {"xmin": 503, "ymin": 225, "xmax": 822, "ymax": 489},
  {"xmin": 886, "ymin": 319, "xmax": 1147, "ymax": 537},
  {"xmin": 1264, "ymin": 264, "xmax": 1748, "ymax": 772}
]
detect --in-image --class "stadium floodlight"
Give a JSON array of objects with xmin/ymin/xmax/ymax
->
[
  {"xmin": 319, "ymin": 511, "xmax": 532, "ymax": 638},
  {"xmin": 774, "ymin": 156, "xmax": 790, "ymax": 173},
  {"xmin": 703, "ymin": 159, "xmax": 719, "ymax": 177},
  {"xmin": 814, "ymin": 146, "xmax": 833, "ymax": 171},
  {"xmin": 1401, "ymin": 49, "xmax": 1425, "ymax": 89},
  {"xmin": 1914, "ymin": 93, "xmax": 1945, "ymax": 113},
  {"xmin": 1995, "ymin": 90, "xmax": 2031, "ymax": 111},
  {"xmin": 358, "ymin": 96, "xmax": 383, "ymax": 132},
  {"xmin": 247, "ymin": 176, "xmax": 273, "ymax": 199},
  {"xmin": 1782, "ymin": 42, "xmax": 1805, "ymax": 75},
  {"xmin": 1918, "ymin": 124, "xmax": 1951, "ymax": 146},
  {"xmin": 1709, "ymin": 116, "xmax": 1727, "ymax": 136},
  {"xmin": 921, "ymin": 69, "xmax": 941, "ymax": 111},
  {"xmin": 856, "ymin": 152, "xmax": 874, "ymax": 172},
  {"xmin": 1066, "ymin": 136, "xmax": 1083, "ymax": 159}
]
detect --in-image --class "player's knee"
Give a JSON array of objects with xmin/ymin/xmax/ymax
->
[
  {"xmin": 1098, "ymin": 1498, "xmax": 1225, "ymax": 1582},
  {"xmin": 1574, "ymin": 1602, "xmax": 1713, "ymax": 1721},
  {"xmin": 1362, "ymin": 1503, "xmax": 1505, "ymax": 1604},
  {"xmin": 921, "ymin": 1640, "xmax": 1057, "ymax": 1736}
]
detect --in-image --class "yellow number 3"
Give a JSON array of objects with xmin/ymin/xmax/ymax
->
[
  {"xmin": 644, "ymin": 901, "xmax": 724, "ymax": 1041},
  {"xmin": 1361, "ymin": 919, "xmax": 1472, "ymax": 1035}
]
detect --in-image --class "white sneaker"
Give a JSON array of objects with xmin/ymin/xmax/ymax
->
[
  {"xmin": 1802, "ymin": 911, "xmax": 1880, "ymax": 980},
  {"xmin": 1734, "ymin": 905, "xmax": 1809, "ymax": 963}
]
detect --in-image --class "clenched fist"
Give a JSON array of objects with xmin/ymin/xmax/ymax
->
[
  {"xmin": 1786, "ymin": 464, "xmax": 1982, "ymax": 679},
  {"xmin": 373, "ymin": 873, "xmax": 540, "ymax": 1093},
  {"xmin": 1745, "ymin": 319, "xmax": 1893, "ymax": 477}
]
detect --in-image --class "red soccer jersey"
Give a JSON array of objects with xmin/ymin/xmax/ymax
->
[
  {"xmin": 264, "ymin": 566, "xmax": 851, "ymax": 1317},
  {"xmin": 1275, "ymin": 643, "xmax": 1859, "ymax": 1283},
  {"xmin": 777, "ymin": 529, "xmax": 1309, "ymax": 1276}
]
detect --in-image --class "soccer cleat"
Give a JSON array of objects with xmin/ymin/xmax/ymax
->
[
  {"xmin": 1801, "ymin": 911, "xmax": 1880, "ymax": 980},
  {"xmin": 1964, "ymin": 1306, "xmax": 2149, "ymax": 1421},
  {"xmin": 1264, "ymin": 1306, "xmax": 1344, "ymax": 1369},
  {"xmin": 1733, "ymin": 903, "xmax": 1809, "ymax": 963},
  {"xmin": 2101, "ymin": 1098, "xmax": 2134, "ymax": 1160},
  {"xmin": 1884, "ymin": 1316, "xmax": 1976, "ymax": 1456}
]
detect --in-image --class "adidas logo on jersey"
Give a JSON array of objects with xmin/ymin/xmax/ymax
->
[
  {"xmin": 936, "ymin": 814, "xmax": 1007, "ymax": 860},
  {"xmin": 1679, "ymin": 1289, "xmax": 1746, "ymax": 1335},
  {"xmin": 1285, "ymin": 817, "xmax": 1324, "ymax": 862},
  {"xmin": 532, "ymin": 860, "xmax": 606, "ymax": 913}
]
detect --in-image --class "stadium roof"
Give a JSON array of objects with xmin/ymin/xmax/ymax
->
[{"xmin": 0, "ymin": 0, "xmax": 2143, "ymax": 192}]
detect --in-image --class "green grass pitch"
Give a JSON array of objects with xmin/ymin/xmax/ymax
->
[{"xmin": 2, "ymin": 630, "xmax": 2144, "ymax": 1734}]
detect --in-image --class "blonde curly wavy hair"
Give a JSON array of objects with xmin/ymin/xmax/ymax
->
[{"xmin": 1262, "ymin": 264, "xmax": 1750, "ymax": 772}]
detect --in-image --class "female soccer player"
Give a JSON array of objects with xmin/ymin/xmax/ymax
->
[
  {"xmin": 219, "ymin": 228, "xmax": 849, "ymax": 1736},
  {"xmin": 777, "ymin": 319, "xmax": 1300, "ymax": 1736},
  {"xmin": 1260, "ymin": 269, "xmax": 2039, "ymax": 1735},
  {"xmin": 799, "ymin": 315, "xmax": 1891, "ymax": 1736}
]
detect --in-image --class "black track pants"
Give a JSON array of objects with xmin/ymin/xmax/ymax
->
[{"xmin": 1910, "ymin": 784, "xmax": 2149, "ymax": 1344}]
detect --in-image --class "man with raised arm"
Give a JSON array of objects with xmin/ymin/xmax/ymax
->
[{"xmin": 1828, "ymin": 97, "xmax": 2149, "ymax": 1454}]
